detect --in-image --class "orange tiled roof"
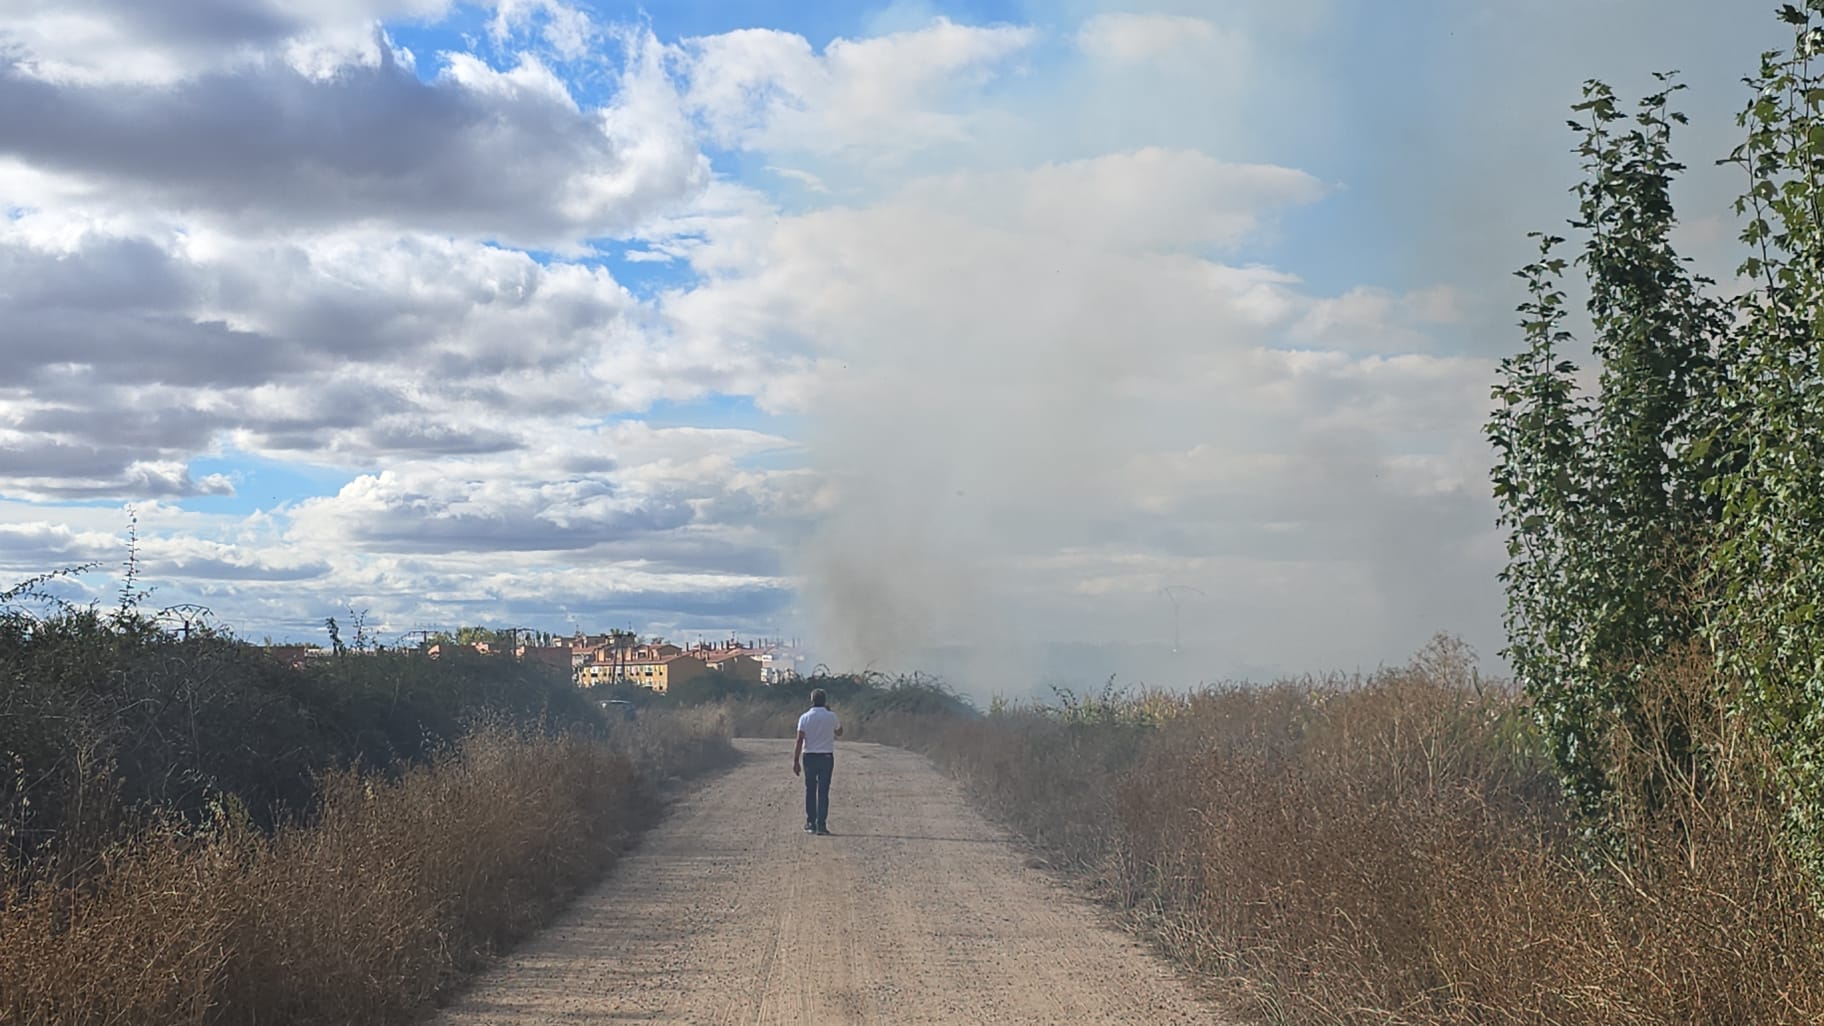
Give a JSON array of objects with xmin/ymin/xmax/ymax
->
[
  {"xmin": 623, "ymin": 652, "xmax": 698, "ymax": 666},
  {"xmin": 705, "ymin": 651, "xmax": 757, "ymax": 663}
]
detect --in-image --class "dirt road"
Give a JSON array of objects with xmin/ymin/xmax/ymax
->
[{"xmin": 434, "ymin": 739, "xmax": 1228, "ymax": 1025}]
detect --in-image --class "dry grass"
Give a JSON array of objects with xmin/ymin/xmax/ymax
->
[
  {"xmin": 0, "ymin": 711, "xmax": 733, "ymax": 1026},
  {"xmin": 720, "ymin": 697, "xmax": 801, "ymax": 740},
  {"xmin": 909, "ymin": 644, "xmax": 1824, "ymax": 1025}
]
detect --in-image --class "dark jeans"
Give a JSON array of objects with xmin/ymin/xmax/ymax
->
[{"xmin": 802, "ymin": 752, "xmax": 833, "ymax": 828}]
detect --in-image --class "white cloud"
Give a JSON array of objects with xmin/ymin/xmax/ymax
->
[
  {"xmin": 0, "ymin": 444, "xmax": 236, "ymax": 501},
  {"xmin": 900, "ymin": 148, "xmax": 1325, "ymax": 252},
  {"xmin": 277, "ymin": 424, "xmax": 803, "ymax": 561},
  {"xmin": 1076, "ymin": 12, "xmax": 1230, "ymax": 63},
  {"xmin": 0, "ymin": 0, "xmax": 454, "ymax": 85},
  {"xmin": 0, "ymin": 416, "xmax": 812, "ymax": 638},
  {"xmin": 678, "ymin": 18, "xmax": 1035, "ymax": 160},
  {"xmin": 488, "ymin": 0, "xmax": 596, "ymax": 61},
  {"xmin": 1289, "ymin": 285, "xmax": 1467, "ymax": 352},
  {"xmin": 0, "ymin": 28, "xmax": 707, "ymax": 247},
  {"xmin": 660, "ymin": 154, "xmax": 1321, "ymax": 396},
  {"xmin": 0, "ymin": 206, "xmax": 812, "ymax": 498},
  {"xmin": 766, "ymin": 166, "xmax": 832, "ymax": 193}
]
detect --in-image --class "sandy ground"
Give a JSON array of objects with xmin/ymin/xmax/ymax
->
[{"xmin": 432, "ymin": 738, "xmax": 1230, "ymax": 1025}]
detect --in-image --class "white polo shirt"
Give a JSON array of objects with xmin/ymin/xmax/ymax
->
[{"xmin": 797, "ymin": 707, "xmax": 840, "ymax": 754}]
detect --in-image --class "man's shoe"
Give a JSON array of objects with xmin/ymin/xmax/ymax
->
[
  {"xmin": 804, "ymin": 822, "xmax": 816, "ymax": 833},
  {"xmin": 814, "ymin": 825, "xmax": 831, "ymax": 836}
]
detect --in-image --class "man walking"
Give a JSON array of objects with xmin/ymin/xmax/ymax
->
[{"xmin": 793, "ymin": 688, "xmax": 842, "ymax": 835}]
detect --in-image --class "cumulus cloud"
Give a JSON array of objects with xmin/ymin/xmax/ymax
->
[
  {"xmin": 0, "ymin": 30, "xmax": 705, "ymax": 245},
  {"xmin": 287, "ymin": 420, "xmax": 795, "ymax": 538},
  {"xmin": 244, "ymin": 428, "xmax": 809, "ymax": 639},
  {"xmin": 0, "ymin": 446, "xmax": 235, "ymax": 501},
  {"xmin": 899, "ymin": 148, "xmax": 1326, "ymax": 252},
  {"xmin": 0, "ymin": 205, "xmax": 802, "ymax": 487},
  {"xmin": 134, "ymin": 532, "xmax": 332, "ymax": 583},
  {"xmin": 0, "ymin": 418, "xmax": 810, "ymax": 638},
  {"xmin": 488, "ymin": 0, "xmax": 596, "ymax": 61},
  {"xmin": 678, "ymin": 18, "xmax": 1035, "ymax": 160},
  {"xmin": 1288, "ymin": 285, "xmax": 1467, "ymax": 352},
  {"xmin": 0, "ymin": 0, "xmax": 452, "ymax": 85}
]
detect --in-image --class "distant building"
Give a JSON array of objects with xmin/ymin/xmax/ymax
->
[
  {"xmin": 622, "ymin": 653, "xmax": 707, "ymax": 694},
  {"xmin": 565, "ymin": 633, "xmax": 807, "ymax": 689},
  {"xmin": 577, "ymin": 661, "xmax": 618, "ymax": 687},
  {"xmin": 574, "ymin": 647, "xmax": 708, "ymax": 693},
  {"xmin": 703, "ymin": 651, "xmax": 763, "ymax": 684},
  {"xmin": 755, "ymin": 645, "xmax": 806, "ymax": 684}
]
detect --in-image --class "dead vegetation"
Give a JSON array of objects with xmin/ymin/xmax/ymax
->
[
  {"xmin": 906, "ymin": 639, "xmax": 1824, "ymax": 1025},
  {"xmin": 0, "ymin": 712, "xmax": 734, "ymax": 1026}
]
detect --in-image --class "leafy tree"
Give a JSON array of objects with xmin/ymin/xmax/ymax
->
[
  {"xmin": 1494, "ymin": 7, "xmax": 1824, "ymax": 868},
  {"xmin": 1490, "ymin": 232, "xmax": 1597, "ymax": 807},
  {"xmin": 1490, "ymin": 78, "xmax": 1727, "ymax": 817},
  {"xmin": 455, "ymin": 626, "xmax": 504, "ymax": 648},
  {"xmin": 1707, "ymin": 2, "xmax": 1824, "ymax": 863}
]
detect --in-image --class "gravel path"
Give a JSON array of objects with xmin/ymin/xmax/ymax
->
[{"xmin": 432, "ymin": 738, "xmax": 1230, "ymax": 1025}]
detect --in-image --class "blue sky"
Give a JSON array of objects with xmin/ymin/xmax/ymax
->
[{"xmin": 0, "ymin": 0, "xmax": 1789, "ymax": 691}]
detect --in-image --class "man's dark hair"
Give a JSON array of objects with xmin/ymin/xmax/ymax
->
[{"xmin": 810, "ymin": 688, "xmax": 827, "ymax": 707}]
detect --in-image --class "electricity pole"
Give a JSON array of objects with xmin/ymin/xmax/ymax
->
[{"xmin": 157, "ymin": 603, "xmax": 214, "ymax": 641}]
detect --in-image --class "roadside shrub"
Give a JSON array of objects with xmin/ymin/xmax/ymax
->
[
  {"xmin": 1, "ymin": 607, "xmax": 598, "ymax": 879},
  {"xmin": 909, "ymin": 641, "xmax": 1824, "ymax": 1024},
  {"xmin": 0, "ymin": 714, "xmax": 734, "ymax": 1026}
]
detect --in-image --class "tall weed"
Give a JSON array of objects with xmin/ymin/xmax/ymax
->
[
  {"xmin": 0, "ymin": 713, "xmax": 734, "ymax": 1026},
  {"xmin": 907, "ymin": 643, "xmax": 1824, "ymax": 1024}
]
